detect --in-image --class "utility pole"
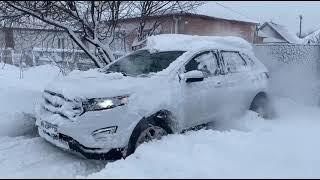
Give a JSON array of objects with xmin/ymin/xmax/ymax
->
[{"xmin": 299, "ymin": 15, "xmax": 303, "ymax": 38}]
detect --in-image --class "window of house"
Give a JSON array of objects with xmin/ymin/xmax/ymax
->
[
  {"xmin": 221, "ymin": 51, "xmax": 247, "ymax": 73},
  {"xmin": 4, "ymin": 28, "xmax": 14, "ymax": 49},
  {"xmin": 58, "ymin": 38, "xmax": 65, "ymax": 49}
]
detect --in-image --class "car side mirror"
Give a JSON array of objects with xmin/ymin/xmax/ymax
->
[{"xmin": 179, "ymin": 70, "xmax": 204, "ymax": 83}]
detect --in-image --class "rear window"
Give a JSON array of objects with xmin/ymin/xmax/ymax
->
[{"xmin": 221, "ymin": 51, "xmax": 247, "ymax": 73}]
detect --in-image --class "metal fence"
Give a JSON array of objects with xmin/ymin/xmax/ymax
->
[
  {"xmin": 0, "ymin": 48, "xmax": 127, "ymax": 71},
  {"xmin": 253, "ymin": 44, "xmax": 320, "ymax": 105},
  {"xmin": 253, "ymin": 44, "xmax": 320, "ymax": 76}
]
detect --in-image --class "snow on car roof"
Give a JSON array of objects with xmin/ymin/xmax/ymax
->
[
  {"xmin": 142, "ymin": 34, "xmax": 255, "ymax": 76},
  {"xmin": 143, "ymin": 34, "xmax": 253, "ymax": 52}
]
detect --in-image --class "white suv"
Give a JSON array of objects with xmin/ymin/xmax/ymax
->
[{"xmin": 35, "ymin": 34, "xmax": 272, "ymax": 160}]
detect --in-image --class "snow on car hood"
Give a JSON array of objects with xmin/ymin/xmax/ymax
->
[{"xmin": 45, "ymin": 68, "xmax": 165, "ymax": 100}]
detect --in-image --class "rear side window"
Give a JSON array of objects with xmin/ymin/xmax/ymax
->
[
  {"xmin": 221, "ymin": 51, "xmax": 247, "ymax": 73},
  {"xmin": 241, "ymin": 53, "xmax": 255, "ymax": 66},
  {"xmin": 185, "ymin": 51, "xmax": 219, "ymax": 75}
]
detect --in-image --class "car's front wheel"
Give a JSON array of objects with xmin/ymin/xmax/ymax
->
[{"xmin": 125, "ymin": 117, "xmax": 170, "ymax": 158}]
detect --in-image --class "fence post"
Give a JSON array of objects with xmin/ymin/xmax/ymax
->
[
  {"xmin": 19, "ymin": 51, "xmax": 23, "ymax": 79},
  {"xmin": 31, "ymin": 49, "xmax": 36, "ymax": 66},
  {"xmin": 0, "ymin": 51, "xmax": 4, "ymax": 69}
]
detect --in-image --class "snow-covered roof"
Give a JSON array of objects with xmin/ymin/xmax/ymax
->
[
  {"xmin": 195, "ymin": 2, "xmax": 258, "ymax": 24},
  {"xmin": 119, "ymin": 3, "xmax": 258, "ymax": 25},
  {"xmin": 259, "ymin": 22, "xmax": 302, "ymax": 44},
  {"xmin": 303, "ymin": 28, "xmax": 320, "ymax": 44},
  {"xmin": 143, "ymin": 34, "xmax": 252, "ymax": 52}
]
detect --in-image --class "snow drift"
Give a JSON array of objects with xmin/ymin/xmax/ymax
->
[
  {"xmin": 0, "ymin": 64, "xmax": 60, "ymax": 137},
  {"xmin": 87, "ymin": 98, "xmax": 320, "ymax": 179}
]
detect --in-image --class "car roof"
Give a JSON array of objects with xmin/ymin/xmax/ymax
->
[{"xmin": 141, "ymin": 34, "xmax": 253, "ymax": 52}]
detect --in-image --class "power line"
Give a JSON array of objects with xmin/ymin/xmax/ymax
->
[{"xmin": 214, "ymin": 2, "xmax": 258, "ymax": 22}]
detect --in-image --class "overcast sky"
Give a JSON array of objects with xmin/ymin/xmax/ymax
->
[{"xmin": 204, "ymin": 1, "xmax": 320, "ymax": 35}]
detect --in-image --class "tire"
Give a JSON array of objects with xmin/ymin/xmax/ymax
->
[
  {"xmin": 249, "ymin": 93, "xmax": 275, "ymax": 119},
  {"xmin": 125, "ymin": 117, "xmax": 170, "ymax": 158}
]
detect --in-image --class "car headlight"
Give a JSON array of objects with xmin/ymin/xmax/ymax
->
[{"xmin": 82, "ymin": 95, "xmax": 129, "ymax": 112}]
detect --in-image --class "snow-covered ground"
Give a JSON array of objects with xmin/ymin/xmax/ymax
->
[
  {"xmin": 88, "ymin": 98, "xmax": 320, "ymax": 178},
  {"xmin": 1, "ymin": 64, "xmax": 320, "ymax": 178},
  {"xmin": 0, "ymin": 64, "xmax": 60, "ymax": 137}
]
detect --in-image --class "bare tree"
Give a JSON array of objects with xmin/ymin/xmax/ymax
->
[
  {"xmin": 0, "ymin": 1, "xmax": 133, "ymax": 68},
  {"xmin": 129, "ymin": 1, "xmax": 205, "ymax": 42},
  {"xmin": 0, "ymin": 1, "xmax": 205, "ymax": 68}
]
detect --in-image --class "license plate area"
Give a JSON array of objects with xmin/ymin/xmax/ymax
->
[
  {"xmin": 40, "ymin": 121, "xmax": 58, "ymax": 135},
  {"xmin": 40, "ymin": 121, "xmax": 69, "ymax": 148},
  {"xmin": 41, "ymin": 120, "xmax": 57, "ymax": 132}
]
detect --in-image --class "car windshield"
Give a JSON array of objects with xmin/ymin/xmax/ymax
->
[{"xmin": 103, "ymin": 50, "xmax": 185, "ymax": 77}]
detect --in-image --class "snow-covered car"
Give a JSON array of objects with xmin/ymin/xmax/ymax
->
[{"xmin": 35, "ymin": 34, "xmax": 273, "ymax": 160}]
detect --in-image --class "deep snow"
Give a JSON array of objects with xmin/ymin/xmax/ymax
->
[
  {"xmin": 88, "ymin": 97, "xmax": 320, "ymax": 179},
  {"xmin": 1, "ymin": 64, "xmax": 320, "ymax": 178},
  {"xmin": 0, "ymin": 64, "xmax": 60, "ymax": 136}
]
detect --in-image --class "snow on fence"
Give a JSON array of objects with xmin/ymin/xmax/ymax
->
[
  {"xmin": 0, "ymin": 48, "xmax": 127, "ymax": 71},
  {"xmin": 253, "ymin": 44, "xmax": 320, "ymax": 105}
]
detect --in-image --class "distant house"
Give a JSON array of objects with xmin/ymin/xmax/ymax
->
[
  {"xmin": 116, "ymin": 11, "xmax": 259, "ymax": 51},
  {"xmin": 0, "ymin": 27, "xmax": 123, "ymax": 69},
  {"xmin": 255, "ymin": 22, "xmax": 302, "ymax": 44},
  {"xmin": 303, "ymin": 29, "xmax": 320, "ymax": 44},
  {"xmin": 0, "ymin": 27, "xmax": 77, "ymax": 50}
]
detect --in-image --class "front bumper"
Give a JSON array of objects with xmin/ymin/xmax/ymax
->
[
  {"xmin": 36, "ymin": 103, "xmax": 143, "ymax": 149},
  {"xmin": 39, "ymin": 127, "xmax": 125, "ymax": 160}
]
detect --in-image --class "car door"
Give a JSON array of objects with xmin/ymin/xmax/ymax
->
[
  {"xmin": 179, "ymin": 50, "xmax": 226, "ymax": 129},
  {"xmin": 217, "ymin": 50, "xmax": 253, "ymax": 118}
]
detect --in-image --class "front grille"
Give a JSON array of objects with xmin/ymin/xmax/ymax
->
[{"xmin": 42, "ymin": 90, "xmax": 83, "ymax": 120}]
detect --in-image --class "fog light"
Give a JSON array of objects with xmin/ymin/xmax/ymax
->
[{"xmin": 92, "ymin": 126, "xmax": 118, "ymax": 140}]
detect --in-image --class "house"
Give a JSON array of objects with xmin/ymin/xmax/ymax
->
[
  {"xmin": 303, "ymin": 28, "xmax": 320, "ymax": 44},
  {"xmin": 116, "ymin": 10, "xmax": 259, "ymax": 51},
  {"xmin": 255, "ymin": 21, "xmax": 302, "ymax": 44},
  {"xmin": 0, "ymin": 26, "xmax": 88, "ymax": 67},
  {"xmin": 0, "ymin": 26, "xmax": 77, "ymax": 50},
  {"xmin": 0, "ymin": 3, "xmax": 260, "ymax": 67}
]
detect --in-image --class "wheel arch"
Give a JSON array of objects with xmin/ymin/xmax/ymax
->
[
  {"xmin": 249, "ymin": 91, "xmax": 268, "ymax": 109},
  {"xmin": 124, "ymin": 109, "xmax": 176, "ymax": 157},
  {"xmin": 139, "ymin": 109, "xmax": 176, "ymax": 134}
]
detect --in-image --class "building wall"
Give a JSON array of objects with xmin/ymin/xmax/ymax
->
[
  {"xmin": 12, "ymin": 29, "xmax": 76, "ymax": 50},
  {"xmin": 178, "ymin": 16, "xmax": 256, "ymax": 43},
  {"xmin": 0, "ymin": 28, "xmax": 80, "ymax": 51},
  {"xmin": 118, "ymin": 16, "xmax": 176, "ymax": 52},
  {"xmin": 118, "ymin": 15, "xmax": 257, "ymax": 51},
  {"xmin": 254, "ymin": 36, "xmax": 264, "ymax": 44}
]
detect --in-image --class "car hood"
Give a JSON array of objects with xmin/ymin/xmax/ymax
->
[{"xmin": 45, "ymin": 69, "xmax": 166, "ymax": 100}]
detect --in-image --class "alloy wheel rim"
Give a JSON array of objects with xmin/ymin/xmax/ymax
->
[{"xmin": 135, "ymin": 125, "xmax": 167, "ymax": 149}]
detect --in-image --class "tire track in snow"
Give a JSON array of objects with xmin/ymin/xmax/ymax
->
[{"xmin": 0, "ymin": 136, "xmax": 106, "ymax": 178}]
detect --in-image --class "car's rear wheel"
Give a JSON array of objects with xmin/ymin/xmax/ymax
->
[
  {"xmin": 249, "ymin": 93, "xmax": 274, "ymax": 119},
  {"xmin": 125, "ymin": 117, "xmax": 170, "ymax": 158}
]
